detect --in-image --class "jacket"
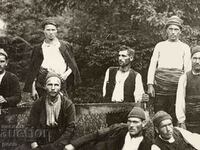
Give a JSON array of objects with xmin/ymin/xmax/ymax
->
[{"xmin": 23, "ymin": 40, "xmax": 81, "ymax": 92}]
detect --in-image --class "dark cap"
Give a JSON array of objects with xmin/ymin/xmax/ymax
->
[
  {"xmin": 166, "ymin": 16, "xmax": 183, "ymax": 29},
  {"xmin": 128, "ymin": 107, "xmax": 146, "ymax": 120},
  {"xmin": 45, "ymin": 72, "xmax": 62, "ymax": 84},
  {"xmin": 152, "ymin": 111, "xmax": 172, "ymax": 127},
  {"xmin": 42, "ymin": 18, "xmax": 57, "ymax": 29},
  {"xmin": 191, "ymin": 45, "xmax": 200, "ymax": 56}
]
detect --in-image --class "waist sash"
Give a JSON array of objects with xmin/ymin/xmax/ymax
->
[{"xmin": 155, "ymin": 68, "xmax": 183, "ymax": 95}]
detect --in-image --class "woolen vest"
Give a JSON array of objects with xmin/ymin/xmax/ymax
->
[
  {"xmin": 154, "ymin": 128, "xmax": 196, "ymax": 150},
  {"xmin": 186, "ymin": 71, "xmax": 200, "ymax": 97},
  {"xmin": 104, "ymin": 67, "xmax": 137, "ymax": 102},
  {"xmin": 185, "ymin": 71, "xmax": 200, "ymax": 133}
]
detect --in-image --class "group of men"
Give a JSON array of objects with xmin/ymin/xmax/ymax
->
[{"xmin": 0, "ymin": 15, "xmax": 200, "ymax": 150}]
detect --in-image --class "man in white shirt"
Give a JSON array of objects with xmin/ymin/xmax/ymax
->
[
  {"xmin": 24, "ymin": 18, "xmax": 81, "ymax": 100},
  {"xmin": 103, "ymin": 45, "xmax": 145, "ymax": 103},
  {"xmin": 152, "ymin": 111, "xmax": 200, "ymax": 150},
  {"xmin": 176, "ymin": 45, "xmax": 200, "ymax": 134},
  {"xmin": 147, "ymin": 16, "xmax": 191, "ymax": 124}
]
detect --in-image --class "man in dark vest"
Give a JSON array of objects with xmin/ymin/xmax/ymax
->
[
  {"xmin": 103, "ymin": 45, "xmax": 146, "ymax": 125},
  {"xmin": 176, "ymin": 45, "xmax": 200, "ymax": 133},
  {"xmin": 103, "ymin": 45, "xmax": 145, "ymax": 103},
  {"xmin": 23, "ymin": 18, "xmax": 81, "ymax": 100},
  {"xmin": 64, "ymin": 107, "xmax": 153, "ymax": 150},
  {"xmin": 152, "ymin": 111, "xmax": 200, "ymax": 150}
]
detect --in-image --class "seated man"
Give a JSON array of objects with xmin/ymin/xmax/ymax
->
[
  {"xmin": 0, "ymin": 48, "xmax": 21, "ymax": 108},
  {"xmin": 64, "ymin": 107, "xmax": 153, "ymax": 150},
  {"xmin": 23, "ymin": 73, "xmax": 76, "ymax": 150},
  {"xmin": 152, "ymin": 111, "xmax": 200, "ymax": 150}
]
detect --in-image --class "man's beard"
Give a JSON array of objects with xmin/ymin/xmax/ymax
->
[{"xmin": 193, "ymin": 64, "xmax": 200, "ymax": 73}]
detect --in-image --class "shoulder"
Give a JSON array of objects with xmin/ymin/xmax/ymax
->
[
  {"xmin": 61, "ymin": 94, "xmax": 74, "ymax": 107},
  {"xmin": 130, "ymin": 68, "xmax": 139, "ymax": 75},
  {"xmin": 155, "ymin": 40, "xmax": 167, "ymax": 47},
  {"xmin": 5, "ymin": 71, "xmax": 19, "ymax": 80},
  {"xmin": 59, "ymin": 40, "xmax": 72, "ymax": 48}
]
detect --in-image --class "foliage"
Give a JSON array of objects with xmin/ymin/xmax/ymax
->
[{"xmin": 1, "ymin": 0, "xmax": 200, "ymax": 102}]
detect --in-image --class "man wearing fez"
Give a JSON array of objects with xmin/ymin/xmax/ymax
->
[
  {"xmin": 22, "ymin": 73, "xmax": 76, "ymax": 150},
  {"xmin": 64, "ymin": 107, "xmax": 153, "ymax": 150},
  {"xmin": 176, "ymin": 45, "xmax": 200, "ymax": 133},
  {"xmin": 152, "ymin": 111, "xmax": 200, "ymax": 150},
  {"xmin": 0, "ymin": 48, "xmax": 21, "ymax": 108},
  {"xmin": 24, "ymin": 18, "xmax": 81, "ymax": 100},
  {"xmin": 147, "ymin": 16, "xmax": 191, "ymax": 123},
  {"xmin": 103, "ymin": 45, "xmax": 145, "ymax": 103}
]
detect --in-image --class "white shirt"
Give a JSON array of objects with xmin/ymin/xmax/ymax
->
[
  {"xmin": 147, "ymin": 40, "xmax": 191, "ymax": 84},
  {"xmin": 41, "ymin": 39, "xmax": 67, "ymax": 75},
  {"xmin": 176, "ymin": 73, "xmax": 187, "ymax": 123},
  {"xmin": 103, "ymin": 69, "xmax": 144, "ymax": 102},
  {"xmin": 0, "ymin": 71, "xmax": 5, "ymax": 84},
  {"xmin": 122, "ymin": 132, "xmax": 144, "ymax": 150}
]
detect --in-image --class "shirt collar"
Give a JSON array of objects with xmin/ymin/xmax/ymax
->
[
  {"xmin": 159, "ymin": 135, "xmax": 175, "ymax": 143},
  {"xmin": 47, "ymin": 94, "xmax": 61, "ymax": 106},
  {"xmin": 192, "ymin": 70, "xmax": 200, "ymax": 76},
  {"xmin": 43, "ymin": 38, "xmax": 60, "ymax": 48}
]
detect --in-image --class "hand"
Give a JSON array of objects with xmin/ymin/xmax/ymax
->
[
  {"xmin": 0, "ymin": 96, "xmax": 6, "ymax": 104},
  {"xmin": 64, "ymin": 144, "xmax": 75, "ymax": 150},
  {"xmin": 31, "ymin": 88, "xmax": 39, "ymax": 101},
  {"xmin": 147, "ymin": 84, "xmax": 155, "ymax": 97},
  {"xmin": 31, "ymin": 142, "xmax": 39, "ymax": 149},
  {"xmin": 142, "ymin": 93, "xmax": 149, "ymax": 102},
  {"xmin": 178, "ymin": 122, "xmax": 186, "ymax": 129}
]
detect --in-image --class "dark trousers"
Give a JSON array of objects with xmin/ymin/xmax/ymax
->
[{"xmin": 154, "ymin": 95, "xmax": 177, "ymax": 125}]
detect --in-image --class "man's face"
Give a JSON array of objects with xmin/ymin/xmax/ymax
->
[
  {"xmin": 166, "ymin": 24, "xmax": 181, "ymax": 41},
  {"xmin": 156, "ymin": 119, "xmax": 173, "ymax": 140},
  {"xmin": 0, "ymin": 55, "xmax": 7, "ymax": 74},
  {"xmin": 118, "ymin": 50, "xmax": 133, "ymax": 67},
  {"xmin": 192, "ymin": 52, "xmax": 200, "ymax": 73},
  {"xmin": 127, "ymin": 117, "xmax": 144, "ymax": 137},
  {"xmin": 43, "ymin": 24, "xmax": 57, "ymax": 41},
  {"xmin": 45, "ymin": 77, "xmax": 61, "ymax": 97}
]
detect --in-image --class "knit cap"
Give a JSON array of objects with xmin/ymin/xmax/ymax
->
[
  {"xmin": 45, "ymin": 72, "xmax": 62, "ymax": 84},
  {"xmin": 152, "ymin": 111, "xmax": 172, "ymax": 127},
  {"xmin": 128, "ymin": 107, "xmax": 146, "ymax": 120},
  {"xmin": 42, "ymin": 18, "xmax": 57, "ymax": 29},
  {"xmin": 191, "ymin": 45, "xmax": 200, "ymax": 56},
  {"xmin": 166, "ymin": 16, "xmax": 183, "ymax": 29},
  {"xmin": 0, "ymin": 48, "xmax": 8, "ymax": 58}
]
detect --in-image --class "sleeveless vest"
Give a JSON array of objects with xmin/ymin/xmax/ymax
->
[
  {"xmin": 104, "ymin": 67, "xmax": 137, "ymax": 102},
  {"xmin": 185, "ymin": 71, "xmax": 200, "ymax": 133},
  {"xmin": 154, "ymin": 128, "xmax": 196, "ymax": 150}
]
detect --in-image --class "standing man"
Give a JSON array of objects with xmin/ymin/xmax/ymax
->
[
  {"xmin": 64, "ymin": 107, "xmax": 153, "ymax": 150},
  {"xmin": 0, "ymin": 48, "xmax": 21, "ymax": 108},
  {"xmin": 24, "ymin": 18, "xmax": 81, "ymax": 100},
  {"xmin": 25, "ymin": 73, "xmax": 76, "ymax": 150},
  {"xmin": 176, "ymin": 45, "xmax": 200, "ymax": 133},
  {"xmin": 147, "ymin": 16, "xmax": 191, "ymax": 123},
  {"xmin": 152, "ymin": 111, "xmax": 200, "ymax": 150},
  {"xmin": 103, "ymin": 45, "xmax": 145, "ymax": 103}
]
